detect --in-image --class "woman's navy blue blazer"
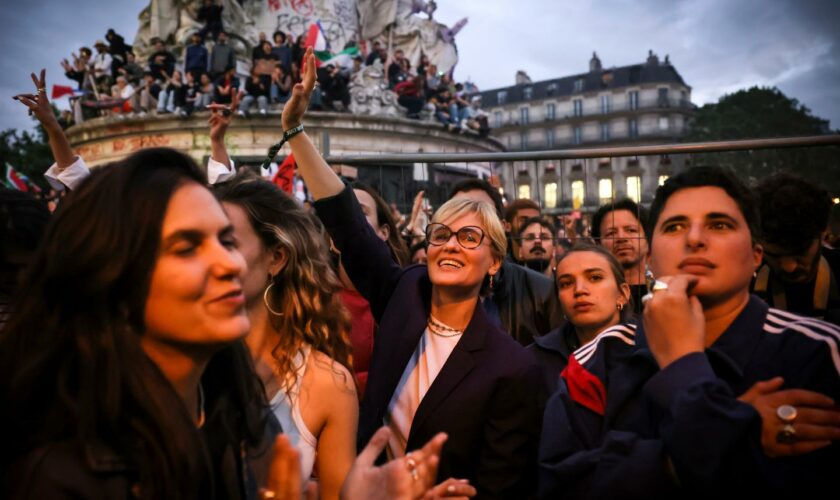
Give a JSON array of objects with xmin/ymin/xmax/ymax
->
[{"xmin": 316, "ymin": 187, "xmax": 546, "ymax": 499}]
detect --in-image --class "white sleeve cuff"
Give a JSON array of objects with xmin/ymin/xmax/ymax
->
[
  {"xmin": 44, "ymin": 156, "xmax": 90, "ymax": 191},
  {"xmin": 207, "ymin": 156, "xmax": 235, "ymax": 185}
]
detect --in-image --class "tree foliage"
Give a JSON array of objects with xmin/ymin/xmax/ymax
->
[
  {"xmin": 0, "ymin": 117, "xmax": 54, "ymax": 189},
  {"xmin": 685, "ymin": 86, "xmax": 840, "ymax": 192}
]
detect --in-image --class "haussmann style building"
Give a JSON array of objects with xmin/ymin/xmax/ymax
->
[{"xmin": 477, "ymin": 50, "xmax": 695, "ymax": 213}]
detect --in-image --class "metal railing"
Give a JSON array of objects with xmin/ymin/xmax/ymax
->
[{"xmin": 325, "ymin": 135, "xmax": 840, "ymax": 165}]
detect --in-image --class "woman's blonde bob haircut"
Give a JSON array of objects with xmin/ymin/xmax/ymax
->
[{"xmin": 431, "ymin": 197, "xmax": 507, "ymax": 259}]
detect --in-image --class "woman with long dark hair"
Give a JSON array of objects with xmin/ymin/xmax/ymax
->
[
  {"xmin": 214, "ymin": 173, "xmax": 359, "ymax": 500},
  {"xmin": 1, "ymin": 148, "xmax": 272, "ymax": 499}
]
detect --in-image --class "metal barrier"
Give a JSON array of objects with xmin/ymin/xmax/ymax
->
[{"xmin": 325, "ymin": 135, "xmax": 840, "ymax": 165}]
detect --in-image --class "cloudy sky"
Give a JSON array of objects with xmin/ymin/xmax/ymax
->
[{"xmin": 1, "ymin": 0, "xmax": 838, "ymax": 133}]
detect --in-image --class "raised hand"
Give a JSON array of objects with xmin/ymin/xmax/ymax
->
[
  {"xmin": 13, "ymin": 69, "xmax": 76, "ymax": 170},
  {"xmin": 642, "ymin": 274, "xmax": 705, "ymax": 369},
  {"xmin": 738, "ymin": 377, "xmax": 840, "ymax": 458},
  {"xmin": 281, "ymin": 47, "xmax": 316, "ymax": 131},
  {"xmin": 208, "ymin": 90, "xmax": 240, "ymax": 143},
  {"xmin": 13, "ymin": 69, "xmax": 60, "ymax": 131}
]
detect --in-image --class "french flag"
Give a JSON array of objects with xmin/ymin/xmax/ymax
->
[{"xmin": 304, "ymin": 22, "xmax": 332, "ymax": 66}]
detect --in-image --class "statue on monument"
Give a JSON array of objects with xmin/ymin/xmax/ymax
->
[{"xmin": 134, "ymin": 0, "xmax": 467, "ymax": 117}]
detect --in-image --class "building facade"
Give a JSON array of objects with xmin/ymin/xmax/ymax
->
[{"xmin": 477, "ymin": 51, "xmax": 694, "ymax": 212}]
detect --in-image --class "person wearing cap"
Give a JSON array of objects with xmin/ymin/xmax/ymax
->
[
  {"xmin": 539, "ymin": 166, "xmax": 840, "ymax": 497},
  {"xmin": 92, "ymin": 40, "xmax": 113, "ymax": 90}
]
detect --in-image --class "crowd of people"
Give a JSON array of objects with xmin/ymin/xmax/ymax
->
[
  {"xmin": 54, "ymin": 19, "xmax": 490, "ymax": 134},
  {"xmin": 2, "ymin": 48, "xmax": 839, "ymax": 499}
]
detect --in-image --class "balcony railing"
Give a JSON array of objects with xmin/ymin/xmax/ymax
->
[{"xmin": 495, "ymin": 97, "xmax": 693, "ymax": 128}]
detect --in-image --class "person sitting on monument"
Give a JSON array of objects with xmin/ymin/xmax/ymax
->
[
  {"xmin": 213, "ymin": 67, "xmax": 240, "ymax": 105},
  {"xmin": 753, "ymin": 174, "xmax": 840, "ymax": 325},
  {"xmin": 271, "ymin": 31, "xmax": 292, "ymax": 72},
  {"xmin": 591, "ymin": 198, "xmax": 650, "ymax": 316},
  {"xmin": 238, "ymin": 68, "xmax": 270, "ymax": 117},
  {"xmin": 270, "ymin": 65, "xmax": 293, "ymax": 104},
  {"xmin": 146, "ymin": 38, "xmax": 176, "ymax": 82},
  {"xmin": 185, "ymin": 32, "xmax": 209, "ymax": 81}
]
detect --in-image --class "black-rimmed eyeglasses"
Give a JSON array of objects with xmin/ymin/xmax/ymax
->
[{"xmin": 425, "ymin": 223, "xmax": 486, "ymax": 249}]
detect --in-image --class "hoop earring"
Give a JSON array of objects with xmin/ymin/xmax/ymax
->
[
  {"xmin": 263, "ymin": 282, "xmax": 284, "ymax": 316},
  {"xmin": 617, "ymin": 302, "xmax": 625, "ymax": 311}
]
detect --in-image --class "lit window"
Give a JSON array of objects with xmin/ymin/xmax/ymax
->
[
  {"xmin": 572, "ymin": 180, "xmax": 585, "ymax": 209},
  {"xmin": 658, "ymin": 175, "xmax": 669, "ymax": 186},
  {"xmin": 599, "ymin": 178, "xmax": 613, "ymax": 205},
  {"xmin": 518, "ymin": 184, "xmax": 531, "ymax": 200},
  {"xmin": 659, "ymin": 116, "xmax": 669, "ymax": 131},
  {"xmin": 626, "ymin": 176, "xmax": 641, "ymax": 202},
  {"xmin": 545, "ymin": 182, "xmax": 558, "ymax": 208}
]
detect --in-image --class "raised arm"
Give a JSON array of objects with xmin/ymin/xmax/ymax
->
[
  {"xmin": 279, "ymin": 48, "xmax": 401, "ymax": 319},
  {"xmin": 205, "ymin": 91, "xmax": 240, "ymax": 183},
  {"xmin": 280, "ymin": 48, "xmax": 343, "ymax": 200},
  {"xmin": 14, "ymin": 69, "xmax": 88, "ymax": 191}
]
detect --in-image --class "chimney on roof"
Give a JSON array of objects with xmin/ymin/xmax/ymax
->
[
  {"xmin": 515, "ymin": 70, "xmax": 532, "ymax": 85},
  {"xmin": 646, "ymin": 49, "xmax": 659, "ymax": 66},
  {"xmin": 589, "ymin": 51, "xmax": 602, "ymax": 72},
  {"xmin": 664, "ymin": 54, "xmax": 670, "ymax": 65}
]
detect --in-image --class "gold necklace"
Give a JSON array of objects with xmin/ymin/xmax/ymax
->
[{"xmin": 427, "ymin": 315, "xmax": 464, "ymax": 338}]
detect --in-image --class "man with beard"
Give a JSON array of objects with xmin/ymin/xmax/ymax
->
[
  {"xmin": 517, "ymin": 217, "xmax": 556, "ymax": 277},
  {"xmin": 505, "ymin": 199, "xmax": 541, "ymax": 262},
  {"xmin": 591, "ymin": 198, "xmax": 649, "ymax": 315},
  {"xmin": 754, "ymin": 174, "xmax": 840, "ymax": 325}
]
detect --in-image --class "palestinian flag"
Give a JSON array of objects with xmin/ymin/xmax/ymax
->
[
  {"xmin": 322, "ymin": 46, "xmax": 361, "ymax": 70},
  {"xmin": 5, "ymin": 164, "xmax": 30, "ymax": 192}
]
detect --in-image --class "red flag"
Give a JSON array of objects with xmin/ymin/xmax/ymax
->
[
  {"xmin": 52, "ymin": 85, "xmax": 78, "ymax": 99},
  {"xmin": 272, "ymin": 154, "xmax": 296, "ymax": 194}
]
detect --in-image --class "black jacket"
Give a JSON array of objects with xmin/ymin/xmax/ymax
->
[
  {"xmin": 489, "ymin": 259, "xmax": 563, "ymax": 346},
  {"xmin": 316, "ymin": 187, "xmax": 546, "ymax": 499}
]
